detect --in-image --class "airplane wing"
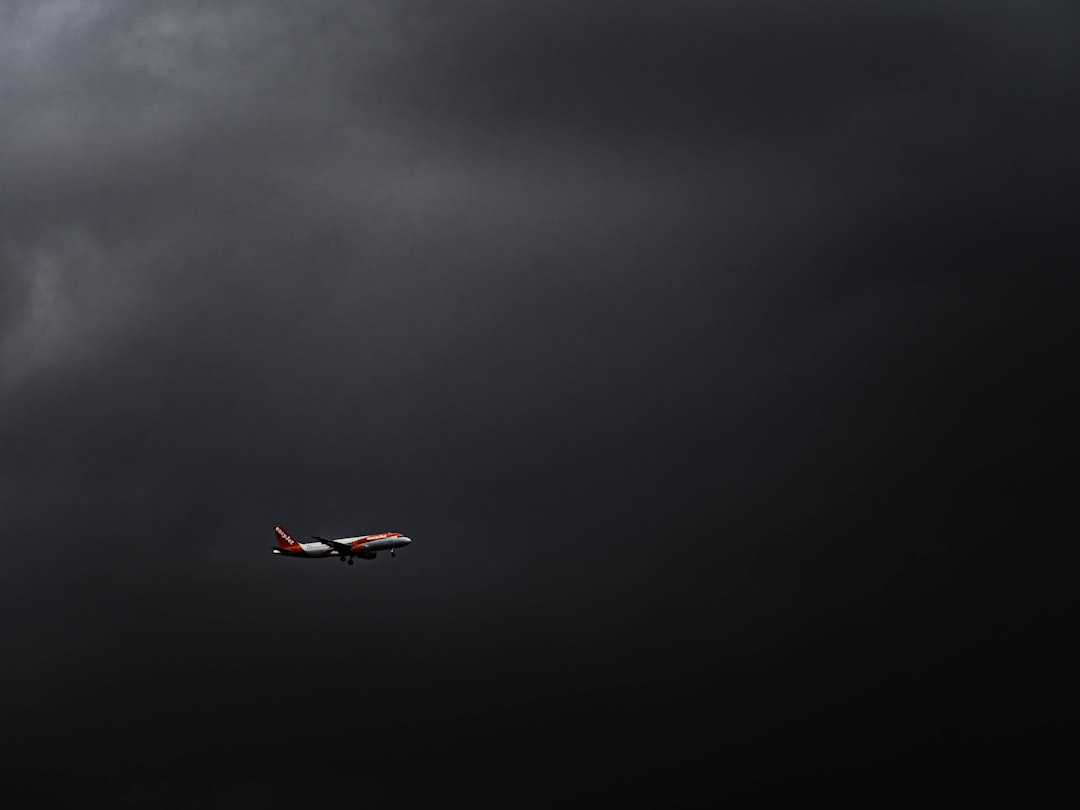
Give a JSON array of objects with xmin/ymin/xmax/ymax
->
[{"xmin": 313, "ymin": 535, "xmax": 355, "ymax": 554}]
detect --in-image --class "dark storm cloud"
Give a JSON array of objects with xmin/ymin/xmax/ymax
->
[
  {"xmin": 2, "ymin": 1, "xmax": 1078, "ymax": 803},
  {"xmin": 374, "ymin": 1, "xmax": 966, "ymax": 140}
]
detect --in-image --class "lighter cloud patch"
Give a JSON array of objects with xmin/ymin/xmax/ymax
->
[
  {"xmin": 2, "ymin": 2, "xmax": 274, "ymax": 132},
  {"xmin": 0, "ymin": 0, "xmax": 106, "ymax": 83},
  {"xmin": 0, "ymin": 232, "xmax": 137, "ymax": 391},
  {"xmin": 113, "ymin": 2, "xmax": 280, "ymax": 95}
]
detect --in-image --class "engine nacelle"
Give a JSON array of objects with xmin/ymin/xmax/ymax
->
[{"xmin": 359, "ymin": 549, "xmax": 377, "ymax": 560}]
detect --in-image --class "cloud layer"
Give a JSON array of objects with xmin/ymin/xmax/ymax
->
[{"xmin": 1, "ymin": 1, "xmax": 1077, "ymax": 804}]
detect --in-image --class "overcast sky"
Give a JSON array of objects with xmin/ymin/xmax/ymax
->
[{"xmin": 2, "ymin": 1, "xmax": 1077, "ymax": 805}]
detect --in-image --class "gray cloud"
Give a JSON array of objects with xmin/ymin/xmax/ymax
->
[{"xmin": 1, "ymin": 1, "xmax": 1077, "ymax": 803}]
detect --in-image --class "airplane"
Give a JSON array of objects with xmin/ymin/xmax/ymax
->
[{"xmin": 271, "ymin": 525, "xmax": 411, "ymax": 565}]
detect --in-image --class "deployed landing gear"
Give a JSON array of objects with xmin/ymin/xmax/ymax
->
[
  {"xmin": 339, "ymin": 555, "xmax": 346, "ymax": 562},
  {"xmin": 391, "ymin": 549, "xmax": 396, "ymax": 557},
  {"xmin": 347, "ymin": 557, "xmax": 354, "ymax": 565}
]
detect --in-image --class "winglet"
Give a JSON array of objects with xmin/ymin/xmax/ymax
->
[{"xmin": 314, "ymin": 535, "xmax": 352, "ymax": 554}]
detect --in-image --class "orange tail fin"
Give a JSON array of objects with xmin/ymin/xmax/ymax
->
[{"xmin": 274, "ymin": 525, "xmax": 300, "ymax": 551}]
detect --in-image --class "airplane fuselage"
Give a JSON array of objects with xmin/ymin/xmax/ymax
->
[{"xmin": 272, "ymin": 525, "xmax": 411, "ymax": 562}]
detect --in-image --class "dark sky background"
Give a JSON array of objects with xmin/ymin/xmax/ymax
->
[{"xmin": 2, "ymin": 1, "xmax": 1077, "ymax": 806}]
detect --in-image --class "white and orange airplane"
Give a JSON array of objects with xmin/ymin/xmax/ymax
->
[{"xmin": 271, "ymin": 525, "xmax": 411, "ymax": 565}]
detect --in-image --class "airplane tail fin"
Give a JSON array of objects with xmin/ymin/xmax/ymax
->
[{"xmin": 274, "ymin": 525, "xmax": 300, "ymax": 551}]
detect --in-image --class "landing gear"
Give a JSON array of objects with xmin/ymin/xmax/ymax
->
[
  {"xmin": 391, "ymin": 549, "xmax": 396, "ymax": 557},
  {"xmin": 339, "ymin": 555, "xmax": 346, "ymax": 562},
  {"xmin": 347, "ymin": 557, "xmax": 354, "ymax": 565}
]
